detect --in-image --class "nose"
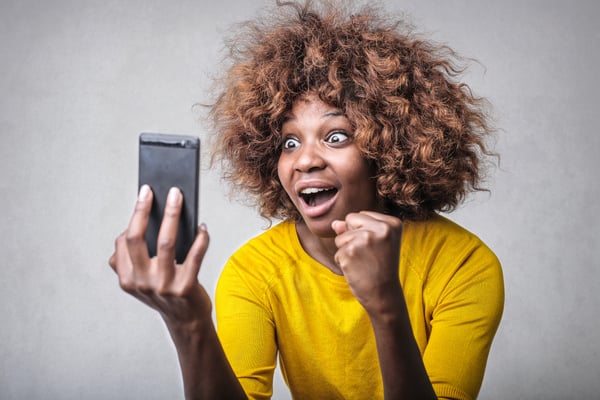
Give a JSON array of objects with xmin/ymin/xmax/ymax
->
[{"xmin": 294, "ymin": 141, "xmax": 326, "ymax": 173}]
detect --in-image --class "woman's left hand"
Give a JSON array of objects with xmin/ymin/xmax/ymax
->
[{"xmin": 331, "ymin": 211, "xmax": 403, "ymax": 316}]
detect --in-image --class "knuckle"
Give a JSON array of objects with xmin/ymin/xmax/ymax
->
[
  {"xmin": 345, "ymin": 212, "xmax": 359, "ymax": 223},
  {"xmin": 125, "ymin": 231, "xmax": 144, "ymax": 246},
  {"xmin": 385, "ymin": 217, "xmax": 402, "ymax": 234},
  {"xmin": 118, "ymin": 276, "xmax": 135, "ymax": 293},
  {"xmin": 345, "ymin": 242, "xmax": 359, "ymax": 257},
  {"xmin": 356, "ymin": 230, "xmax": 371, "ymax": 244},
  {"xmin": 155, "ymin": 284, "xmax": 173, "ymax": 297},
  {"xmin": 171, "ymin": 286, "xmax": 186, "ymax": 298},
  {"xmin": 163, "ymin": 208, "xmax": 179, "ymax": 219},
  {"xmin": 134, "ymin": 199, "xmax": 150, "ymax": 213},
  {"xmin": 136, "ymin": 282, "xmax": 154, "ymax": 296},
  {"xmin": 334, "ymin": 252, "xmax": 344, "ymax": 267},
  {"xmin": 114, "ymin": 232, "xmax": 127, "ymax": 250},
  {"xmin": 380, "ymin": 223, "xmax": 392, "ymax": 237},
  {"xmin": 172, "ymin": 282, "xmax": 193, "ymax": 298},
  {"xmin": 157, "ymin": 236, "xmax": 176, "ymax": 252},
  {"xmin": 108, "ymin": 253, "xmax": 117, "ymax": 269}
]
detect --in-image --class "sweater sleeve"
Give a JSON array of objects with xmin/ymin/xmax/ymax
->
[
  {"xmin": 215, "ymin": 260, "xmax": 278, "ymax": 400},
  {"xmin": 422, "ymin": 240, "xmax": 504, "ymax": 400}
]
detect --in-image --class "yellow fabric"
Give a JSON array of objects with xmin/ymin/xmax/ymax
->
[{"xmin": 215, "ymin": 215, "xmax": 504, "ymax": 400}]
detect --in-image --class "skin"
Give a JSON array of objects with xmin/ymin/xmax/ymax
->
[
  {"xmin": 279, "ymin": 95, "xmax": 437, "ymax": 399},
  {"xmin": 109, "ymin": 94, "xmax": 436, "ymax": 399},
  {"xmin": 109, "ymin": 186, "xmax": 246, "ymax": 400},
  {"xmin": 332, "ymin": 213, "xmax": 436, "ymax": 399},
  {"xmin": 277, "ymin": 94, "xmax": 381, "ymax": 273}
]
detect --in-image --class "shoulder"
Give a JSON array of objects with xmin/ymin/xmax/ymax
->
[
  {"xmin": 402, "ymin": 215, "xmax": 503, "ymax": 295},
  {"xmin": 403, "ymin": 217, "xmax": 504, "ymax": 399},
  {"xmin": 403, "ymin": 215, "xmax": 500, "ymax": 266},
  {"xmin": 228, "ymin": 220, "xmax": 300, "ymax": 266},
  {"xmin": 218, "ymin": 220, "xmax": 300, "ymax": 290},
  {"xmin": 404, "ymin": 214, "xmax": 484, "ymax": 246}
]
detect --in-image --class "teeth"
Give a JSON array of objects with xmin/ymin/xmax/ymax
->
[{"xmin": 300, "ymin": 187, "xmax": 332, "ymax": 194}]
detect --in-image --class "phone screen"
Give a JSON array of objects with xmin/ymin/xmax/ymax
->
[{"xmin": 138, "ymin": 133, "xmax": 200, "ymax": 263}]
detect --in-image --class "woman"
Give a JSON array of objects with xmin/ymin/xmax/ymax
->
[{"xmin": 109, "ymin": 1, "xmax": 504, "ymax": 399}]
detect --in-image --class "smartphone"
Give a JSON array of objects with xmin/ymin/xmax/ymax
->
[{"xmin": 138, "ymin": 133, "xmax": 200, "ymax": 263}]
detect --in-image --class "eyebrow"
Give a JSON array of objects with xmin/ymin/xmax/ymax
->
[
  {"xmin": 323, "ymin": 110, "xmax": 344, "ymax": 118},
  {"xmin": 282, "ymin": 109, "xmax": 345, "ymax": 123}
]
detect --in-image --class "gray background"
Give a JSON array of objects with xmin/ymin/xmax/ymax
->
[{"xmin": 1, "ymin": 0, "xmax": 598, "ymax": 399}]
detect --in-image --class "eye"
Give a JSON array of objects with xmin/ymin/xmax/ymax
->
[
  {"xmin": 326, "ymin": 131, "xmax": 349, "ymax": 144},
  {"xmin": 283, "ymin": 136, "xmax": 300, "ymax": 150}
]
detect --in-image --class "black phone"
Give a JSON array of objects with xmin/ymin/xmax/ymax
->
[{"xmin": 138, "ymin": 133, "xmax": 200, "ymax": 263}]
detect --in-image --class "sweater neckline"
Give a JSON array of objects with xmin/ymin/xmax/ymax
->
[{"xmin": 284, "ymin": 220, "xmax": 351, "ymax": 288}]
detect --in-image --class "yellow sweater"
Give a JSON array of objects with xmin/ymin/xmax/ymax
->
[{"xmin": 216, "ymin": 215, "xmax": 504, "ymax": 399}]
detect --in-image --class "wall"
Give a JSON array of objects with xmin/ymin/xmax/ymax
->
[{"xmin": 1, "ymin": 1, "xmax": 598, "ymax": 398}]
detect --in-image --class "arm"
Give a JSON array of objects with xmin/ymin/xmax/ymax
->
[
  {"xmin": 166, "ymin": 317, "xmax": 246, "ymax": 400},
  {"xmin": 420, "ymin": 229, "xmax": 504, "ymax": 399},
  {"xmin": 109, "ymin": 185, "xmax": 246, "ymax": 400},
  {"xmin": 332, "ymin": 212, "xmax": 436, "ymax": 399},
  {"xmin": 368, "ymin": 290, "xmax": 437, "ymax": 399},
  {"xmin": 215, "ymin": 263, "xmax": 279, "ymax": 400}
]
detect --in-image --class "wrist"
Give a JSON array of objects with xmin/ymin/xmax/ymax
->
[
  {"xmin": 365, "ymin": 286, "xmax": 408, "ymax": 326},
  {"xmin": 164, "ymin": 314, "xmax": 214, "ymax": 345}
]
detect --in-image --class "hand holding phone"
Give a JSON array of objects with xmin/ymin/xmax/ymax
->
[
  {"xmin": 138, "ymin": 133, "xmax": 200, "ymax": 263},
  {"xmin": 109, "ymin": 132, "xmax": 211, "ymax": 331}
]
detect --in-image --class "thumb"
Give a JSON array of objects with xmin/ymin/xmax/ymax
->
[{"xmin": 331, "ymin": 220, "xmax": 348, "ymax": 235}]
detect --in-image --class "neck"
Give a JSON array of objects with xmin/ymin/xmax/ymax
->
[{"xmin": 295, "ymin": 221, "xmax": 343, "ymax": 275}]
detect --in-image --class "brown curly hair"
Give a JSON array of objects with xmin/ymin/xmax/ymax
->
[{"xmin": 209, "ymin": 0, "xmax": 496, "ymax": 221}]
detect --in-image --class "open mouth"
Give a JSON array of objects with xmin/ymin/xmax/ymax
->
[{"xmin": 299, "ymin": 187, "xmax": 338, "ymax": 207}]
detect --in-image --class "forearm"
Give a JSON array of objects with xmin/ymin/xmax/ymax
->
[
  {"xmin": 368, "ymin": 293, "xmax": 437, "ymax": 400},
  {"xmin": 167, "ymin": 319, "xmax": 247, "ymax": 400}
]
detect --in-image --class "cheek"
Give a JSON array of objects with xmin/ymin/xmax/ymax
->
[
  {"xmin": 277, "ymin": 157, "xmax": 292, "ymax": 194},
  {"xmin": 345, "ymin": 152, "xmax": 373, "ymax": 183},
  {"xmin": 346, "ymin": 158, "xmax": 379, "ymax": 204}
]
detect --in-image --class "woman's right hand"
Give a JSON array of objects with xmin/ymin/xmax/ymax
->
[
  {"xmin": 108, "ymin": 185, "xmax": 212, "ymax": 329},
  {"xmin": 109, "ymin": 186, "xmax": 247, "ymax": 399}
]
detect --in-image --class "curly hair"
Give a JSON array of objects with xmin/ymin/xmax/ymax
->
[{"xmin": 209, "ymin": 0, "xmax": 496, "ymax": 221}]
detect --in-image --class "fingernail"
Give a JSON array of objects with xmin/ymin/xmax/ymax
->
[
  {"xmin": 138, "ymin": 184, "xmax": 150, "ymax": 201},
  {"xmin": 168, "ymin": 187, "xmax": 181, "ymax": 206},
  {"xmin": 199, "ymin": 223, "xmax": 207, "ymax": 232}
]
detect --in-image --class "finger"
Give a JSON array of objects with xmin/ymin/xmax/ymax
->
[
  {"xmin": 334, "ymin": 212, "xmax": 387, "ymax": 248},
  {"xmin": 108, "ymin": 250, "xmax": 117, "ymax": 273},
  {"xmin": 114, "ymin": 232, "xmax": 138, "ymax": 293},
  {"xmin": 359, "ymin": 211, "xmax": 404, "ymax": 238},
  {"xmin": 334, "ymin": 228, "xmax": 359, "ymax": 249},
  {"xmin": 334, "ymin": 221, "xmax": 365, "ymax": 249},
  {"xmin": 359, "ymin": 210, "xmax": 401, "ymax": 225},
  {"xmin": 155, "ymin": 187, "xmax": 182, "ymax": 280},
  {"xmin": 331, "ymin": 220, "xmax": 348, "ymax": 235},
  {"xmin": 343, "ymin": 212, "xmax": 375, "ymax": 231},
  {"xmin": 345, "ymin": 211, "xmax": 401, "ymax": 232},
  {"xmin": 181, "ymin": 223, "xmax": 210, "ymax": 283},
  {"xmin": 108, "ymin": 230, "xmax": 126, "ymax": 273},
  {"xmin": 333, "ymin": 214, "xmax": 368, "ymax": 249},
  {"xmin": 126, "ymin": 185, "xmax": 152, "ymax": 267},
  {"xmin": 112, "ymin": 229, "xmax": 158, "ymax": 308}
]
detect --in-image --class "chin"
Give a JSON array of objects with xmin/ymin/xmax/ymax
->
[{"xmin": 302, "ymin": 218, "xmax": 337, "ymax": 238}]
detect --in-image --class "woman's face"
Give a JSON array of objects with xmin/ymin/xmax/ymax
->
[{"xmin": 277, "ymin": 95, "xmax": 380, "ymax": 237}]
